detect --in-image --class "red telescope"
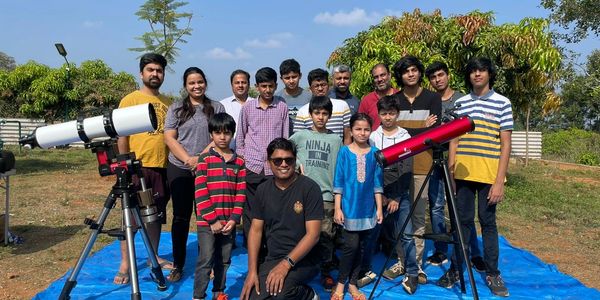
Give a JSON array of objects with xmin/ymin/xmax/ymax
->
[{"xmin": 375, "ymin": 116, "xmax": 475, "ymax": 167}]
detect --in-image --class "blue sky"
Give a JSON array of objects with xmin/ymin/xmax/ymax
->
[{"xmin": 2, "ymin": 1, "xmax": 598, "ymax": 100}]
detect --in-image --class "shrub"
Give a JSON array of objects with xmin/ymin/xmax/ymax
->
[
  {"xmin": 543, "ymin": 128, "xmax": 600, "ymax": 164},
  {"xmin": 578, "ymin": 152, "xmax": 600, "ymax": 166}
]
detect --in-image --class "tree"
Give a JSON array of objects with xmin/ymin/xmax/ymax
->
[
  {"xmin": 0, "ymin": 51, "xmax": 16, "ymax": 71},
  {"xmin": 541, "ymin": 0, "xmax": 600, "ymax": 42},
  {"xmin": 327, "ymin": 9, "xmax": 562, "ymax": 164},
  {"xmin": 546, "ymin": 50, "xmax": 600, "ymax": 130},
  {"xmin": 129, "ymin": 0, "xmax": 193, "ymax": 70},
  {"xmin": 0, "ymin": 60, "xmax": 137, "ymax": 121}
]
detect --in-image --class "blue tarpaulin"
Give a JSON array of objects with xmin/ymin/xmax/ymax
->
[{"xmin": 35, "ymin": 232, "xmax": 600, "ymax": 299}]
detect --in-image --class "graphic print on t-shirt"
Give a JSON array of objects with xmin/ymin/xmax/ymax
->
[
  {"xmin": 149, "ymin": 101, "xmax": 169, "ymax": 135},
  {"xmin": 305, "ymin": 139, "xmax": 332, "ymax": 169}
]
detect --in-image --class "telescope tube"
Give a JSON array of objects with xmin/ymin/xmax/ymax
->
[
  {"xmin": 20, "ymin": 103, "xmax": 157, "ymax": 149},
  {"xmin": 375, "ymin": 116, "xmax": 475, "ymax": 167}
]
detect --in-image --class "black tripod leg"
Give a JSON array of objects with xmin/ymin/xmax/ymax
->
[
  {"xmin": 368, "ymin": 166, "xmax": 434, "ymax": 300},
  {"xmin": 59, "ymin": 194, "xmax": 116, "ymax": 300},
  {"xmin": 131, "ymin": 205, "xmax": 167, "ymax": 291},
  {"xmin": 442, "ymin": 163, "xmax": 479, "ymax": 299}
]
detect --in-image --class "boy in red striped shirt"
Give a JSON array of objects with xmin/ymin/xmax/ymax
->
[{"xmin": 194, "ymin": 112, "xmax": 246, "ymax": 300}]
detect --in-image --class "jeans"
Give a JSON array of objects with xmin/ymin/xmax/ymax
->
[
  {"xmin": 450, "ymin": 180, "xmax": 500, "ymax": 276},
  {"xmin": 193, "ymin": 226, "xmax": 235, "ymax": 299},
  {"xmin": 428, "ymin": 166, "xmax": 449, "ymax": 254},
  {"xmin": 429, "ymin": 167, "xmax": 481, "ymax": 257},
  {"xmin": 365, "ymin": 190, "xmax": 419, "ymax": 276}
]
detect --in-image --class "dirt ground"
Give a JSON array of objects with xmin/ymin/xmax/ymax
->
[{"xmin": 0, "ymin": 160, "xmax": 599, "ymax": 299}]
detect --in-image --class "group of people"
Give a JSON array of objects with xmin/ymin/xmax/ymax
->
[{"xmin": 114, "ymin": 52, "xmax": 513, "ymax": 300}]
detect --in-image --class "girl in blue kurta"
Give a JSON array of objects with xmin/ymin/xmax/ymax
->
[{"xmin": 332, "ymin": 113, "xmax": 383, "ymax": 300}]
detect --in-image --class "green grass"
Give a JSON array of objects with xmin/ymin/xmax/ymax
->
[
  {"xmin": 4, "ymin": 145, "xmax": 97, "ymax": 175},
  {"xmin": 502, "ymin": 161, "xmax": 600, "ymax": 229}
]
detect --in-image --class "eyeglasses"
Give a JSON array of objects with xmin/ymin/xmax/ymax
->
[
  {"xmin": 269, "ymin": 157, "xmax": 295, "ymax": 166},
  {"xmin": 310, "ymin": 82, "xmax": 328, "ymax": 89}
]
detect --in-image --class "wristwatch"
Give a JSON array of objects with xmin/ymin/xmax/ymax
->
[{"xmin": 284, "ymin": 256, "xmax": 296, "ymax": 268}]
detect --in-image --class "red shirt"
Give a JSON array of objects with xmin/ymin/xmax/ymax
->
[{"xmin": 358, "ymin": 89, "xmax": 399, "ymax": 130}]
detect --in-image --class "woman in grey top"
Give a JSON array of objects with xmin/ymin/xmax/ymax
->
[{"xmin": 164, "ymin": 67, "xmax": 224, "ymax": 282}]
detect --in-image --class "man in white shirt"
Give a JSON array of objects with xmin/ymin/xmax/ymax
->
[{"xmin": 220, "ymin": 69, "xmax": 256, "ymax": 149}]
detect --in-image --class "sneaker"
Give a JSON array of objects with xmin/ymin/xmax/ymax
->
[
  {"xmin": 471, "ymin": 256, "xmax": 486, "ymax": 273},
  {"xmin": 382, "ymin": 262, "xmax": 405, "ymax": 280},
  {"xmin": 486, "ymin": 275, "xmax": 509, "ymax": 297},
  {"xmin": 437, "ymin": 269, "xmax": 460, "ymax": 288},
  {"xmin": 417, "ymin": 269, "xmax": 428, "ymax": 284},
  {"xmin": 357, "ymin": 271, "xmax": 377, "ymax": 288},
  {"xmin": 426, "ymin": 252, "xmax": 448, "ymax": 266},
  {"xmin": 401, "ymin": 275, "xmax": 419, "ymax": 295},
  {"xmin": 321, "ymin": 274, "xmax": 336, "ymax": 292},
  {"xmin": 213, "ymin": 292, "xmax": 228, "ymax": 300}
]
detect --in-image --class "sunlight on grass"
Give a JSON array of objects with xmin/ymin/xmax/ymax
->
[{"xmin": 503, "ymin": 161, "xmax": 600, "ymax": 228}]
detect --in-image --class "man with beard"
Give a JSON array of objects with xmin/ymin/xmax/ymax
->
[
  {"xmin": 241, "ymin": 138, "xmax": 323, "ymax": 300},
  {"xmin": 358, "ymin": 63, "xmax": 399, "ymax": 130},
  {"xmin": 113, "ymin": 53, "xmax": 174, "ymax": 285},
  {"xmin": 329, "ymin": 65, "xmax": 360, "ymax": 115},
  {"xmin": 294, "ymin": 68, "xmax": 352, "ymax": 144},
  {"xmin": 220, "ymin": 69, "xmax": 256, "ymax": 150}
]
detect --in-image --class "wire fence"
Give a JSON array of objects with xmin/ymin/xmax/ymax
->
[{"xmin": 0, "ymin": 101, "xmax": 25, "ymax": 119}]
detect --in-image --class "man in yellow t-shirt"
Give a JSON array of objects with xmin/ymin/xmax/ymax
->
[{"xmin": 114, "ymin": 53, "xmax": 173, "ymax": 285}]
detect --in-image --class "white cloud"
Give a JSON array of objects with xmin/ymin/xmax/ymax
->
[
  {"xmin": 244, "ymin": 32, "xmax": 294, "ymax": 49},
  {"xmin": 314, "ymin": 8, "xmax": 383, "ymax": 26},
  {"xmin": 204, "ymin": 47, "xmax": 252, "ymax": 60},
  {"xmin": 244, "ymin": 38, "xmax": 282, "ymax": 49},
  {"xmin": 82, "ymin": 20, "xmax": 103, "ymax": 29}
]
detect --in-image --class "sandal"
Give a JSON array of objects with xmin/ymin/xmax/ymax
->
[
  {"xmin": 167, "ymin": 268, "xmax": 183, "ymax": 282},
  {"xmin": 113, "ymin": 271, "xmax": 130, "ymax": 285},
  {"xmin": 147, "ymin": 259, "xmax": 175, "ymax": 270},
  {"xmin": 330, "ymin": 292, "xmax": 344, "ymax": 300},
  {"xmin": 350, "ymin": 291, "xmax": 366, "ymax": 300}
]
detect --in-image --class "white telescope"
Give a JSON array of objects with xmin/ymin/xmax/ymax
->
[{"xmin": 19, "ymin": 103, "xmax": 157, "ymax": 149}]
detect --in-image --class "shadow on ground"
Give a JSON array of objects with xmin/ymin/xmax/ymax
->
[{"xmin": 8, "ymin": 224, "xmax": 85, "ymax": 254}]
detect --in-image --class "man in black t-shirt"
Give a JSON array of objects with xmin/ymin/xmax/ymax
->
[{"xmin": 241, "ymin": 138, "xmax": 323, "ymax": 300}]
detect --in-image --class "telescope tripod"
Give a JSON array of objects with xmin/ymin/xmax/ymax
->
[
  {"xmin": 59, "ymin": 145, "xmax": 166, "ymax": 300},
  {"xmin": 369, "ymin": 143, "xmax": 479, "ymax": 300}
]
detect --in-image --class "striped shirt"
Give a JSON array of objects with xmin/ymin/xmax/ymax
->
[
  {"xmin": 395, "ymin": 89, "xmax": 442, "ymax": 175},
  {"xmin": 292, "ymin": 98, "xmax": 351, "ymax": 139},
  {"xmin": 235, "ymin": 97, "xmax": 289, "ymax": 175},
  {"xmin": 194, "ymin": 148, "xmax": 246, "ymax": 226},
  {"xmin": 454, "ymin": 90, "xmax": 513, "ymax": 184}
]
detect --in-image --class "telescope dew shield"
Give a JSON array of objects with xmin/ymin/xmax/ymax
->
[
  {"xmin": 23, "ymin": 103, "xmax": 157, "ymax": 149},
  {"xmin": 112, "ymin": 103, "xmax": 157, "ymax": 137},
  {"xmin": 375, "ymin": 116, "xmax": 475, "ymax": 167}
]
